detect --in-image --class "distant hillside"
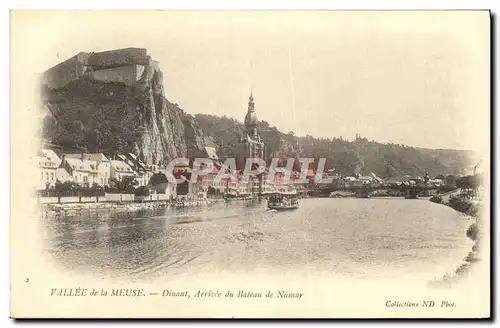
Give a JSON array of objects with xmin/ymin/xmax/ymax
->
[
  {"xmin": 415, "ymin": 148, "xmax": 480, "ymax": 175},
  {"xmin": 39, "ymin": 50, "xmax": 475, "ymax": 178},
  {"xmin": 195, "ymin": 114, "xmax": 475, "ymax": 179}
]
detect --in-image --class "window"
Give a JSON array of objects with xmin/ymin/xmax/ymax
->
[
  {"xmin": 51, "ymin": 172, "xmax": 54, "ymax": 181},
  {"xmin": 45, "ymin": 172, "xmax": 49, "ymax": 181}
]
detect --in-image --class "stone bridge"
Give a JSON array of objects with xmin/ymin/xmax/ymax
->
[{"xmin": 348, "ymin": 184, "xmax": 450, "ymax": 199}]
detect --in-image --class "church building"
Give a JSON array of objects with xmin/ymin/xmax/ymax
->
[{"xmin": 234, "ymin": 92, "xmax": 267, "ymax": 195}]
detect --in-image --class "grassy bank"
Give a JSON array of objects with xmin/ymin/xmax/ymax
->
[{"xmin": 429, "ymin": 196, "xmax": 483, "ymax": 288}]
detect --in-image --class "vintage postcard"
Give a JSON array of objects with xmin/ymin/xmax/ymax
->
[{"xmin": 10, "ymin": 10, "xmax": 491, "ymax": 318}]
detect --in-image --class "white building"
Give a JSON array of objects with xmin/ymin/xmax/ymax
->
[
  {"xmin": 55, "ymin": 167, "xmax": 73, "ymax": 184},
  {"xmin": 78, "ymin": 153, "xmax": 111, "ymax": 186},
  {"xmin": 134, "ymin": 172, "xmax": 148, "ymax": 187},
  {"xmin": 33, "ymin": 150, "xmax": 60, "ymax": 190},
  {"xmin": 110, "ymin": 160, "xmax": 135, "ymax": 181},
  {"xmin": 428, "ymin": 179, "xmax": 445, "ymax": 186},
  {"xmin": 40, "ymin": 149, "xmax": 62, "ymax": 167},
  {"xmin": 61, "ymin": 155, "xmax": 98, "ymax": 186}
]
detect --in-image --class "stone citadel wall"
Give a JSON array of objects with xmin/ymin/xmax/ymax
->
[{"xmin": 41, "ymin": 48, "xmax": 158, "ymax": 89}]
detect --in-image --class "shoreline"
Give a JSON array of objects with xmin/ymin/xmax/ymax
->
[
  {"xmin": 41, "ymin": 194, "xmax": 443, "ymax": 216},
  {"xmin": 428, "ymin": 197, "xmax": 483, "ymax": 288},
  {"xmin": 41, "ymin": 199, "xmax": 223, "ymax": 216},
  {"xmin": 41, "ymin": 195, "xmax": 484, "ymax": 286}
]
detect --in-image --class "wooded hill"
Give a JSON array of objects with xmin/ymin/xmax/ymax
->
[{"xmin": 195, "ymin": 114, "xmax": 475, "ymax": 179}]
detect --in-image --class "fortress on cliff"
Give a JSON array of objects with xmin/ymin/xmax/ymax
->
[{"xmin": 41, "ymin": 47, "xmax": 161, "ymax": 89}]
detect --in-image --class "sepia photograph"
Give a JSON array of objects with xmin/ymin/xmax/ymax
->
[{"xmin": 10, "ymin": 10, "xmax": 491, "ymax": 318}]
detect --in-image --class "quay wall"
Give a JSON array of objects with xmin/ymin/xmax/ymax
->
[
  {"xmin": 40, "ymin": 198, "xmax": 221, "ymax": 216},
  {"xmin": 104, "ymin": 193, "xmax": 135, "ymax": 202},
  {"xmin": 38, "ymin": 196, "xmax": 94, "ymax": 204},
  {"xmin": 39, "ymin": 192, "xmax": 219, "ymax": 206},
  {"xmin": 139, "ymin": 194, "xmax": 171, "ymax": 202},
  {"xmin": 39, "ymin": 193, "xmax": 143, "ymax": 204}
]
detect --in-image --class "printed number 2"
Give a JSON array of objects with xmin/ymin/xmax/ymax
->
[{"xmin": 25, "ymin": 278, "xmax": 29, "ymax": 282}]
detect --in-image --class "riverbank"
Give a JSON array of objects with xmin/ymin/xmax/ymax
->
[
  {"xmin": 429, "ymin": 197, "xmax": 483, "ymax": 288},
  {"xmin": 41, "ymin": 199, "xmax": 222, "ymax": 216}
]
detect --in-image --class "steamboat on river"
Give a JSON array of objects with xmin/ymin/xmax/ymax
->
[{"xmin": 267, "ymin": 188, "xmax": 299, "ymax": 210}]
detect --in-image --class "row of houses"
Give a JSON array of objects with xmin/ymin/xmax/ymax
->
[
  {"xmin": 34, "ymin": 149, "xmax": 156, "ymax": 191},
  {"xmin": 34, "ymin": 146, "xmax": 448, "ymax": 198},
  {"xmin": 34, "ymin": 147, "xmax": 286, "ymax": 198},
  {"xmin": 196, "ymin": 165, "xmax": 310, "ymax": 197},
  {"xmin": 342, "ymin": 172, "xmax": 445, "ymax": 188}
]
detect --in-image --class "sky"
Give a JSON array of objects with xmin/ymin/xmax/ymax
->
[{"xmin": 12, "ymin": 11, "xmax": 490, "ymax": 151}]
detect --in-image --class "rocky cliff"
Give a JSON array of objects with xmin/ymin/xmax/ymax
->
[{"xmin": 41, "ymin": 49, "xmax": 213, "ymax": 164}]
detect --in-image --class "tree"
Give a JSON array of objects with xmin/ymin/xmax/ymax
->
[
  {"xmin": 445, "ymin": 174, "xmax": 457, "ymax": 187},
  {"xmin": 134, "ymin": 186, "xmax": 150, "ymax": 197},
  {"xmin": 110, "ymin": 176, "xmax": 137, "ymax": 192},
  {"xmin": 149, "ymin": 172, "xmax": 168, "ymax": 186},
  {"xmin": 56, "ymin": 180, "xmax": 81, "ymax": 192}
]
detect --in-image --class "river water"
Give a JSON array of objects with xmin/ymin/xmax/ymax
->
[{"xmin": 41, "ymin": 198, "xmax": 473, "ymax": 282}]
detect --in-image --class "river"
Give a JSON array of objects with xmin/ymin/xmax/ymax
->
[{"xmin": 41, "ymin": 198, "xmax": 473, "ymax": 282}]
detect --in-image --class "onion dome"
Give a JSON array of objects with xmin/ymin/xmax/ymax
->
[{"xmin": 244, "ymin": 91, "xmax": 257, "ymax": 132}]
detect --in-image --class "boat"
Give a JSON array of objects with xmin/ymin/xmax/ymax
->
[
  {"xmin": 267, "ymin": 190, "xmax": 299, "ymax": 210},
  {"xmin": 175, "ymin": 196, "xmax": 188, "ymax": 208}
]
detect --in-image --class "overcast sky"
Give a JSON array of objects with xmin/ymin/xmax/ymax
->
[{"xmin": 13, "ymin": 11, "xmax": 490, "ymax": 151}]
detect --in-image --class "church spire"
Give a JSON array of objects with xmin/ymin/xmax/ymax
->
[
  {"xmin": 244, "ymin": 90, "xmax": 258, "ymax": 135},
  {"xmin": 248, "ymin": 90, "xmax": 255, "ymax": 112}
]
